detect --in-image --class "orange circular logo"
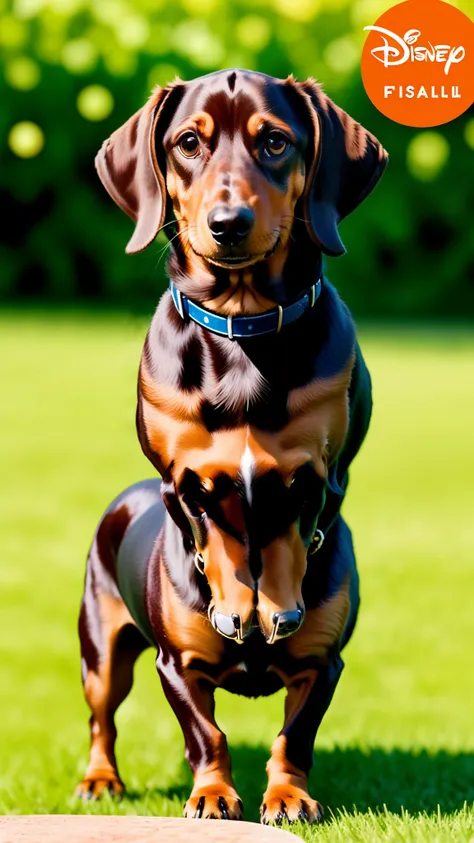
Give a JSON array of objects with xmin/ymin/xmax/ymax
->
[{"xmin": 361, "ymin": 0, "xmax": 474, "ymax": 127}]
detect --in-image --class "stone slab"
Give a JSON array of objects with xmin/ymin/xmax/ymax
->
[{"xmin": 0, "ymin": 815, "xmax": 299, "ymax": 843}]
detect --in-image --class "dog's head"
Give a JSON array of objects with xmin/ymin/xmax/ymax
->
[{"xmin": 96, "ymin": 70, "xmax": 387, "ymax": 309}]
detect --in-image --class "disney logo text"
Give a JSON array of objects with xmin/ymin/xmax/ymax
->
[{"xmin": 363, "ymin": 27, "xmax": 465, "ymax": 75}]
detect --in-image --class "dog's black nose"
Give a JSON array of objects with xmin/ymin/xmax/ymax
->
[
  {"xmin": 208, "ymin": 205, "xmax": 254, "ymax": 247},
  {"xmin": 212, "ymin": 611, "xmax": 247, "ymax": 643},
  {"xmin": 271, "ymin": 608, "xmax": 303, "ymax": 640}
]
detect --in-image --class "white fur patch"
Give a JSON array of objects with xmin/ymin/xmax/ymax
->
[{"xmin": 240, "ymin": 436, "xmax": 256, "ymax": 503}]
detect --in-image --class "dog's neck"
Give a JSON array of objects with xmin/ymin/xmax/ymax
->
[{"xmin": 167, "ymin": 222, "xmax": 323, "ymax": 316}]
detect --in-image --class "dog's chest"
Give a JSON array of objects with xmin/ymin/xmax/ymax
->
[{"xmin": 140, "ymin": 291, "xmax": 357, "ymax": 474}]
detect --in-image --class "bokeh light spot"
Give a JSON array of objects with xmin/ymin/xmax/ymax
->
[
  {"xmin": 324, "ymin": 36, "xmax": 359, "ymax": 74},
  {"xmin": 93, "ymin": 1, "xmax": 125, "ymax": 25},
  {"xmin": 5, "ymin": 57, "xmax": 41, "ymax": 90},
  {"xmin": 407, "ymin": 132, "xmax": 450, "ymax": 181},
  {"xmin": 49, "ymin": 0, "xmax": 82, "ymax": 12},
  {"xmin": 173, "ymin": 20, "xmax": 224, "ymax": 68},
  {"xmin": 464, "ymin": 119, "xmax": 474, "ymax": 151},
  {"xmin": 236, "ymin": 16, "xmax": 271, "ymax": 51},
  {"xmin": 62, "ymin": 39, "xmax": 97, "ymax": 74},
  {"xmin": 14, "ymin": 0, "xmax": 46, "ymax": 19},
  {"xmin": 8, "ymin": 121, "xmax": 44, "ymax": 158},
  {"xmin": 77, "ymin": 85, "xmax": 114, "ymax": 121},
  {"xmin": 181, "ymin": 0, "xmax": 218, "ymax": 14},
  {"xmin": 116, "ymin": 16, "xmax": 150, "ymax": 49},
  {"xmin": 0, "ymin": 15, "xmax": 28, "ymax": 48},
  {"xmin": 273, "ymin": 0, "xmax": 321, "ymax": 22}
]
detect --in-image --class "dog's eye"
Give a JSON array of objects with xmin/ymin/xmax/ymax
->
[
  {"xmin": 177, "ymin": 131, "xmax": 201, "ymax": 159},
  {"xmin": 264, "ymin": 131, "xmax": 289, "ymax": 158}
]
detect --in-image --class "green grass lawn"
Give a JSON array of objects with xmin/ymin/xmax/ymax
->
[{"xmin": 1, "ymin": 312, "xmax": 473, "ymax": 841}]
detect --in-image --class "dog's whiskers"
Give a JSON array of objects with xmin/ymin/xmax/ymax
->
[{"xmin": 155, "ymin": 226, "xmax": 190, "ymax": 267}]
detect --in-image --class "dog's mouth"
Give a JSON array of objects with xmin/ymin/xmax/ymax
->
[
  {"xmin": 207, "ymin": 255, "xmax": 259, "ymax": 269},
  {"xmin": 193, "ymin": 237, "xmax": 280, "ymax": 271}
]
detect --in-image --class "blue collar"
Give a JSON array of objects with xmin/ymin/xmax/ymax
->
[{"xmin": 169, "ymin": 277, "xmax": 322, "ymax": 339}]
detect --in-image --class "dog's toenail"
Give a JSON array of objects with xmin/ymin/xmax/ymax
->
[
  {"xmin": 194, "ymin": 795, "xmax": 205, "ymax": 818},
  {"xmin": 218, "ymin": 796, "xmax": 229, "ymax": 819}
]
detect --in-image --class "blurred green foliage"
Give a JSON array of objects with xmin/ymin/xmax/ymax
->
[{"xmin": 1, "ymin": 0, "xmax": 473, "ymax": 317}]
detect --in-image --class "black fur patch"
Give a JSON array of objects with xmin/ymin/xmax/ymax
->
[{"xmin": 178, "ymin": 335, "xmax": 204, "ymax": 391}]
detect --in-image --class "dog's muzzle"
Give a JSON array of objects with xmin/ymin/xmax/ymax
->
[
  {"xmin": 208, "ymin": 600, "xmax": 305, "ymax": 645},
  {"xmin": 266, "ymin": 606, "xmax": 304, "ymax": 645},
  {"xmin": 208, "ymin": 603, "xmax": 246, "ymax": 643},
  {"xmin": 198, "ymin": 553, "xmax": 305, "ymax": 645}
]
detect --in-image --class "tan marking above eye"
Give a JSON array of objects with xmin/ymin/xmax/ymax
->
[
  {"xmin": 171, "ymin": 111, "xmax": 215, "ymax": 145},
  {"xmin": 247, "ymin": 112, "xmax": 296, "ymax": 143}
]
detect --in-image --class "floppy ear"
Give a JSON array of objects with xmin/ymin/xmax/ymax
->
[
  {"xmin": 295, "ymin": 78, "xmax": 388, "ymax": 257},
  {"xmin": 95, "ymin": 84, "xmax": 182, "ymax": 255}
]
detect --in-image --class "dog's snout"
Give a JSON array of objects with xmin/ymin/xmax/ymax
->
[
  {"xmin": 268, "ymin": 608, "xmax": 304, "ymax": 643},
  {"xmin": 209, "ymin": 605, "xmax": 255, "ymax": 644},
  {"xmin": 207, "ymin": 205, "xmax": 255, "ymax": 247},
  {"xmin": 214, "ymin": 612, "xmax": 241, "ymax": 639}
]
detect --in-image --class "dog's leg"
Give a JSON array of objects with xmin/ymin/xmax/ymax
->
[
  {"xmin": 261, "ymin": 514, "xmax": 358, "ymax": 824},
  {"xmin": 260, "ymin": 658, "xmax": 343, "ymax": 824},
  {"xmin": 76, "ymin": 591, "xmax": 148, "ymax": 799},
  {"xmin": 157, "ymin": 657, "xmax": 243, "ymax": 820}
]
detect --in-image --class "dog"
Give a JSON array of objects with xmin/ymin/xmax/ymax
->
[{"xmin": 77, "ymin": 69, "xmax": 387, "ymax": 824}]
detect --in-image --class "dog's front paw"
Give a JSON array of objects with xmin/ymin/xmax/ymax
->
[
  {"xmin": 184, "ymin": 784, "xmax": 243, "ymax": 819},
  {"xmin": 76, "ymin": 771, "xmax": 124, "ymax": 801},
  {"xmin": 260, "ymin": 785, "xmax": 323, "ymax": 825}
]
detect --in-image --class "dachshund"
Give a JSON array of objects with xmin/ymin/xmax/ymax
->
[{"xmin": 77, "ymin": 69, "xmax": 388, "ymax": 824}]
